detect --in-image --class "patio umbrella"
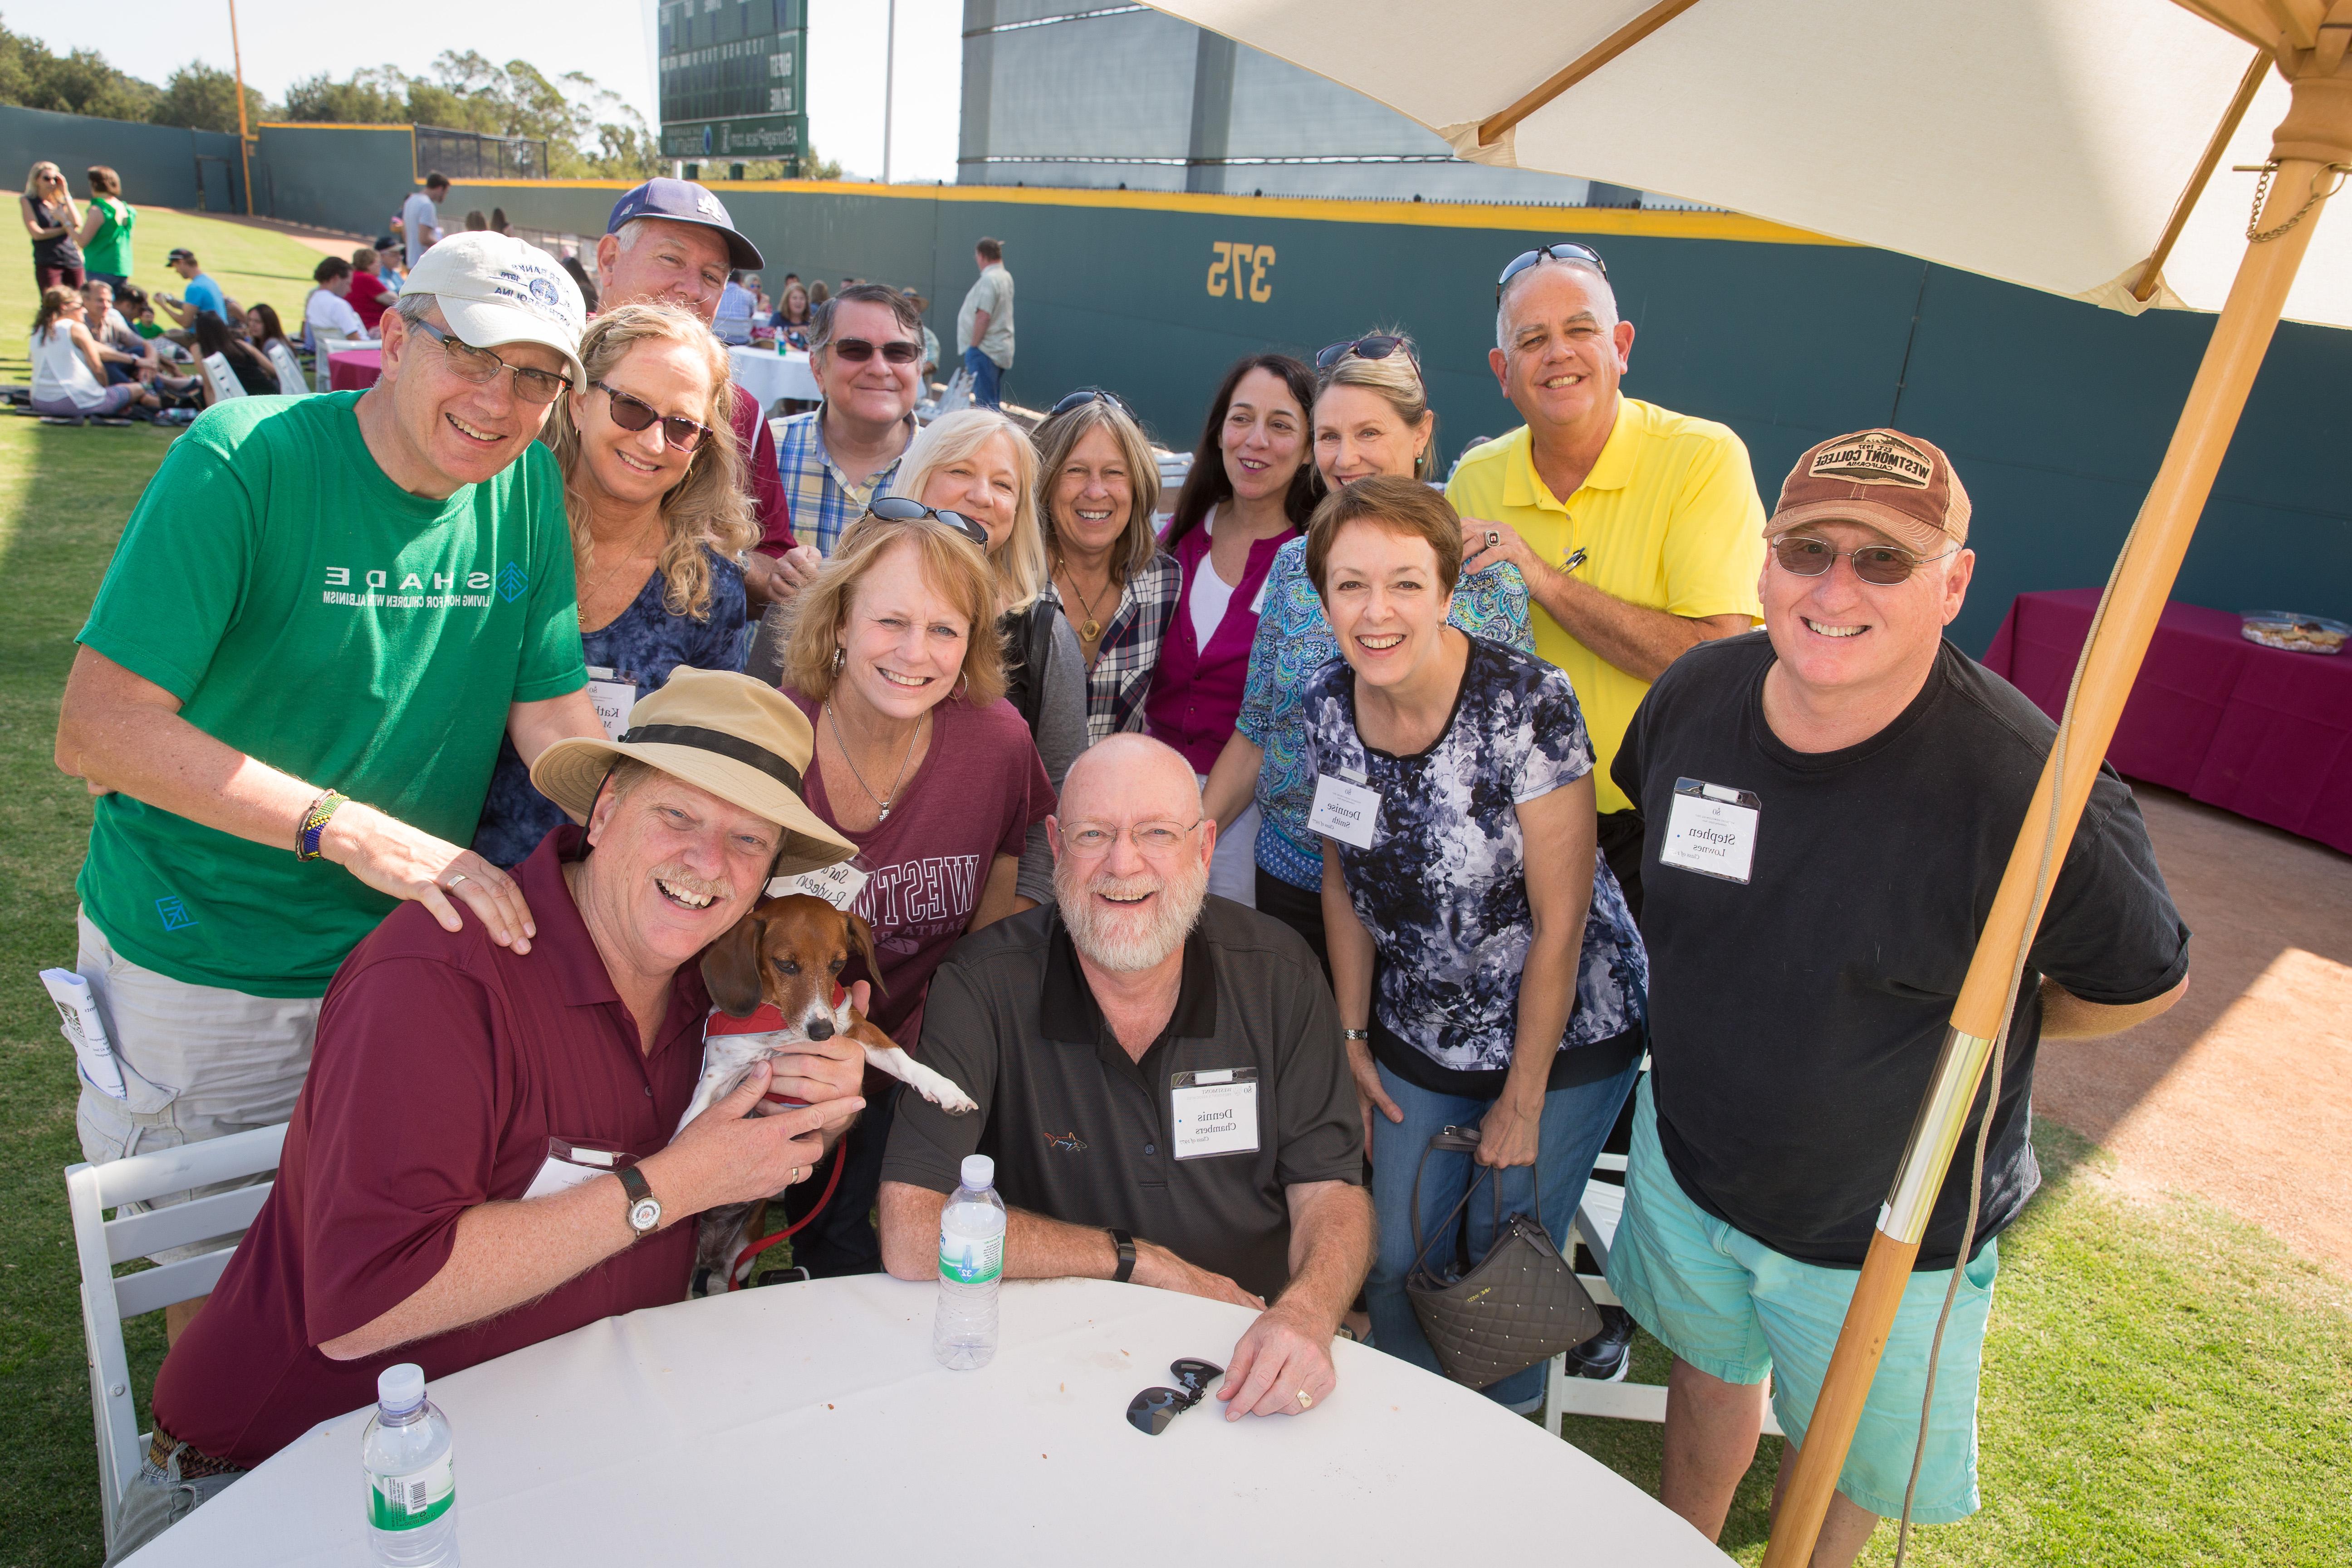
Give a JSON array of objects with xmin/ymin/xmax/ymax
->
[{"xmin": 1141, "ymin": 3, "xmax": 2352, "ymax": 1562}]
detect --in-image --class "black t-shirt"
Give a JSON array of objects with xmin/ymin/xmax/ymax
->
[{"xmin": 1612, "ymin": 633, "xmax": 2188, "ymax": 1269}]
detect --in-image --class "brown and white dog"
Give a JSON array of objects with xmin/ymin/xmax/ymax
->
[{"xmin": 681, "ymin": 893, "xmax": 976, "ymax": 1288}]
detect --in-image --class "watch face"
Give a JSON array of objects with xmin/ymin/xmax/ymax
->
[{"xmin": 629, "ymin": 1197, "xmax": 662, "ymax": 1234}]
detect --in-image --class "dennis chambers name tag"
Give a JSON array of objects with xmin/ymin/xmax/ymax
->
[
  {"xmin": 1171, "ymin": 1068, "xmax": 1259, "ymax": 1160},
  {"xmin": 1659, "ymin": 777, "xmax": 1761, "ymax": 884}
]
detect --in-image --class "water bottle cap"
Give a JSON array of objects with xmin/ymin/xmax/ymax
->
[
  {"xmin": 960, "ymin": 1154, "xmax": 994, "ymax": 1190},
  {"xmin": 377, "ymin": 1362, "xmax": 426, "ymax": 1412}
]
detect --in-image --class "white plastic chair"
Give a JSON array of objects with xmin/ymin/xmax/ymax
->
[
  {"xmin": 198, "ymin": 353, "xmax": 245, "ymax": 405},
  {"xmin": 264, "ymin": 340, "xmax": 311, "ymax": 398},
  {"xmin": 311, "ymin": 333, "xmax": 357, "ymax": 394},
  {"xmin": 66, "ymin": 1123, "xmax": 286, "ymax": 1552}
]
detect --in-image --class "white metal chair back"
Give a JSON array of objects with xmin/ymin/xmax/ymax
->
[
  {"xmin": 66, "ymin": 1122, "xmax": 286, "ymax": 1551},
  {"xmin": 199, "ymin": 352, "xmax": 245, "ymax": 405},
  {"xmin": 311, "ymin": 333, "xmax": 357, "ymax": 394},
  {"xmin": 265, "ymin": 339, "xmax": 310, "ymax": 397}
]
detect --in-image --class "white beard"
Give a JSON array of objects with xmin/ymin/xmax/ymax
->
[{"xmin": 1056, "ymin": 860, "xmax": 1208, "ymax": 972}]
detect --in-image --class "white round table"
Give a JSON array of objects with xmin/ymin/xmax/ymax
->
[
  {"xmin": 122, "ymin": 1276, "xmax": 1729, "ymax": 1566},
  {"xmin": 727, "ymin": 343, "xmax": 821, "ymax": 416}
]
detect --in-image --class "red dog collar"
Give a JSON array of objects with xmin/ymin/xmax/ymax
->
[{"xmin": 704, "ymin": 993, "xmax": 848, "ymax": 1106}]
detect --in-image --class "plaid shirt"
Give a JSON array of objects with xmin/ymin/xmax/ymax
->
[
  {"xmin": 1045, "ymin": 552, "xmax": 1181, "ymax": 744},
  {"xmin": 774, "ymin": 406, "xmax": 913, "ymax": 557}
]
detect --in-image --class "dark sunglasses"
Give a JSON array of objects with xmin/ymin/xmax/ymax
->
[
  {"xmin": 409, "ymin": 318, "xmax": 570, "ymax": 405},
  {"xmin": 1315, "ymin": 333, "xmax": 1418, "ymax": 372},
  {"xmin": 825, "ymin": 335, "xmax": 921, "ymax": 364},
  {"xmin": 1127, "ymin": 1358, "xmax": 1224, "ymax": 1436},
  {"xmin": 1495, "ymin": 241, "xmax": 1610, "ymax": 300},
  {"xmin": 1771, "ymin": 534, "xmax": 1957, "ymax": 586},
  {"xmin": 595, "ymin": 381, "xmax": 710, "ymax": 452},
  {"xmin": 866, "ymin": 494, "xmax": 991, "ymax": 550},
  {"xmin": 1049, "ymin": 386, "xmax": 1137, "ymax": 420}
]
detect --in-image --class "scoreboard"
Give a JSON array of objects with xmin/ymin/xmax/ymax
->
[{"xmin": 657, "ymin": 0, "xmax": 808, "ymax": 163}]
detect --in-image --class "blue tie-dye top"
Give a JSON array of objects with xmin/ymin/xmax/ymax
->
[
  {"xmin": 1300, "ymin": 636, "xmax": 1647, "ymax": 1073},
  {"xmin": 1237, "ymin": 536, "xmax": 1534, "ymax": 889}
]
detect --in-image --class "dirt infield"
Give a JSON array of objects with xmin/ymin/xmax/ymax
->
[{"xmin": 2034, "ymin": 785, "xmax": 2352, "ymax": 1276}]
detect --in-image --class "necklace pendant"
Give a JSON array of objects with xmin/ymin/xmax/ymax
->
[
  {"xmin": 1081, "ymin": 617, "xmax": 1102, "ymax": 641},
  {"xmin": 877, "ymin": 804, "xmax": 891, "ymax": 823}
]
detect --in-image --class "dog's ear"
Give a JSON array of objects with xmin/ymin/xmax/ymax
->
[
  {"xmin": 700, "ymin": 904, "xmax": 769, "ymax": 1017},
  {"xmin": 843, "ymin": 909, "xmax": 888, "ymax": 999}
]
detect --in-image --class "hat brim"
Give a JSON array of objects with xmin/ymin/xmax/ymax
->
[
  {"xmin": 528, "ymin": 735, "xmax": 854, "ymax": 877},
  {"xmin": 437, "ymin": 295, "xmax": 589, "ymax": 392},
  {"xmin": 1765, "ymin": 498, "xmax": 1957, "ymax": 557},
  {"xmin": 625, "ymin": 212, "xmax": 763, "ymax": 272}
]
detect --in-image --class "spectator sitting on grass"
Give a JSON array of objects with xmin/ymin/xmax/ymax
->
[
  {"xmin": 303, "ymin": 255, "xmax": 372, "ymax": 347},
  {"xmin": 347, "ymin": 246, "xmax": 397, "ymax": 333},
  {"xmin": 29, "ymin": 285, "xmax": 157, "ymax": 419},
  {"xmin": 194, "ymin": 310, "xmax": 279, "ymax": 398},
  {"xmin": 157, "ymin": 248, "xmax": 235, "ymax": 338},
  {"xmin": 81, "ymin": 278, "xmax": 153, "ymax": 385}
]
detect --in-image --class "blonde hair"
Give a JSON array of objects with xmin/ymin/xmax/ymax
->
[
  {"xmin": 1033, "ymin": 397, "xmax": 1161, "ymax": 583},
  {"xmin": 23, "ymin": 161, "xmax": 63, "ymax": 199},
  {"xmin": 890, "ymin": 409, "xmax": 1047, "ymax": 611},
  {"xmin": 543, "ymin": 301, "xmax": 755, "ymax": 621},
  {"xmin": 777, "ymin": 515, "xmax": 1008, "ymax": 707},
  {"xmin": 1318, "ymin": 335, "xmax": 1437, "ymax": 480}
]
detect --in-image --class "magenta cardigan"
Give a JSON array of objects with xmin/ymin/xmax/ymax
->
[{"xmin": 1144, "ymin": 516, "xmax": 1298, "ymax": 773}]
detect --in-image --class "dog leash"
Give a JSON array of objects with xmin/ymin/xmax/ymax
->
[{"xmin": 726, "ymin": 1132, "xmax": 848, "ymax": 1290}]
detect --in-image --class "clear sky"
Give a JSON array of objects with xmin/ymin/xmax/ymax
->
[{"xmin": 20, "ymin": 0, "xmax": 963, "ymax": 181}]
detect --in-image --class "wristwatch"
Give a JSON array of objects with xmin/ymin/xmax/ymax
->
[
  {"xmin": 617, "ymin": 1165, "xmax": 662, "ymax": 1239},
  {"xmin": 1341, "ymin": 1028, "xmax": 1370, "ymax": 1043},
  {"xmin": 1107, "ymin": 1227, "xmax": 1137, "ymax": 1284}
]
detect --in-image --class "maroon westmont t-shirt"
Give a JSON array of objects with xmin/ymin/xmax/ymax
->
[
  {"xmin": 151, "ymin": 827, "xmax": 710, "ymax": 1467},
  {"xmin": 787, "ymin": 691, "xmax": 1053, "ymax": 1048}
]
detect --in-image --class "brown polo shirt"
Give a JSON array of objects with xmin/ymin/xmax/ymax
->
[
  {"xmin": 882, "ymin": 899, "xmax": 1362, "ymax": 1302},
  {"xmin": 152, "ymin": 826, "xmax": 709, "ymax": 1467}
]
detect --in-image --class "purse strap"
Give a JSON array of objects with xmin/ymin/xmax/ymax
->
[{"xmin": 1406, "ymin": 1125, "xmax": 1547, "ymax": 1278}]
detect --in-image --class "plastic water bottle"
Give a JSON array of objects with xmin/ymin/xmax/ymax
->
[
  {"xmin": 363, "ymin": 1363, "xmax": 458, "ymax": 1566},
  {"xmin": 933, "ymin": 1154, "xmax": 1007, "ymax": 1370}
]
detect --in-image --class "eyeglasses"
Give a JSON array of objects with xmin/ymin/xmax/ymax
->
[
  {"xmin": 824, "ymin": 336, "xmax": 921, "ymax": 364},
  {"xmin": 1315, "ymin": 334, "xmax": 1419, "ymax": 372},
  {"xmin": 1770, "ymin": 534, "xmax": 1958, "ymax": 586},
  {"xmin": 1127, "ymin": 1358, "xmax": 1224, "ymax": 1435},
  {"xmin": 865, "ymin": 495, "xmax": 991, "ymax": 550},
  {"xmin": 1495, "ymin": 241, "xmax": 1610, "ymax": 301},
  {"xmin": 1057, "ymin": 818, "xmax": 1204, "ymax": 857},
  {"xmin": 408, "ymin": 318, "xmax": 569, "ymax": 405},
  {"xmin": 594, "ymin": 382, "xmax": 710, "ymax": 452},
  {"xmin": 1049, "ymin": 387, "xmax": 1137, "ymax": 420}
]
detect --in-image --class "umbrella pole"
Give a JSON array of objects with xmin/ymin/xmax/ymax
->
[{"xmin": 1760, "ymin": 64, "xmax": 2351, "ymax": 1568}]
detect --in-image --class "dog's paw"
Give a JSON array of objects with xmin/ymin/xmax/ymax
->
[{"xmin": 930, "ymin": 1085, "xmax": 979, "ymax": 1116}]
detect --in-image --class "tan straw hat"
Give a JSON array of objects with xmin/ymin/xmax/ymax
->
[{"xmin": 529, "ymin": 668, "xmax": 853, "ymax": 876}]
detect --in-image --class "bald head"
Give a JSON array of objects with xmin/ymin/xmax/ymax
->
[{"xmin": 1060, "ymin": 735, "xmax": 1201, "ymax": 824}]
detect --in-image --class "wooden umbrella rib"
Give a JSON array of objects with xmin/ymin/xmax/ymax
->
[
  {"xmin": 2174, "ymin": 0, "xmax": 2300, "ymax": 49},
  {"xmin": 2255, "ymin": 0, "xmax": 2324, "ymax": 50},
  {"xmin": 1476, "ymin": 0, "xmax": 1705, "ymax": 147},
  {"xmin": 2132, "ymin": 48, "xmax": 2275, "ymax": 300}
]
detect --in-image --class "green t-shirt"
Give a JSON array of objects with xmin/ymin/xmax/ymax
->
[
  {"xmin": 83, "ymin": 196, "xmax": 133, "ymax": 276},
  {"xmin": 76, "ymin": 392, "xmax": 586, "ymax": 997}
]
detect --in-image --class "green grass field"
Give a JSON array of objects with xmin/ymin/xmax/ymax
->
[{"xmin": 0, "ymin": 210, "xmax": 2347, "ymax": 1568}]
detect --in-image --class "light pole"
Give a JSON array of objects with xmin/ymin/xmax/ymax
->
[
  {"xmin": 881, "ymin": 0, "xmax": 896, "ymax": 184},
  {"xmin": 227, "ymin": 0, "xmax": 253, "ymax": 215}
]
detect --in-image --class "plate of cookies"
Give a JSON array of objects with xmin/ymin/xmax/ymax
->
[{"xmin": 2239, "ymin": 610, "xmax": 2349, "ymax": 655}]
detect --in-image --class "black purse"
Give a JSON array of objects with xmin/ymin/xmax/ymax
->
[{"xmin": 1403, "ymin": 1125, "xmax": 1603, "ymax": 1390}]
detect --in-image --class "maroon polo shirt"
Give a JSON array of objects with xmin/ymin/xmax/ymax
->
[
  {"xmin": 152, "ymin": 826, "xmax": 709, "ymax": 1467},
  {"xmin": 732, "ymin": 392, "xmax": 794, "ymax": 554}
]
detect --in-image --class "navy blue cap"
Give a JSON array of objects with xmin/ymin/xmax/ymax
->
[{"xmin": 605, "ymin": 178, "xmax": 763, "ymax": 270}]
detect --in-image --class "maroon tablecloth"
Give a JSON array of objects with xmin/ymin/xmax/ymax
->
[
  {"xmin": 327, "ymin": 347, "xmax": 381, "ymax": 392},
  {"xmin": 1982, "ymin": 588, "xmax": 2352, "ymax": 854}
]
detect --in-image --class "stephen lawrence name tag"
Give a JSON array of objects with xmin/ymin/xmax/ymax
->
[
  {"xmin": 1171, "ymin": 1068, "xmax": 1259, "ymax": 1160},
  {"xmin": 1307, "ymin": 773, "xmax": 1381, "ymax": 849},
  {"xmin": 1659, "ymin": 778, "xmax": 1761, "ymax": 884}
]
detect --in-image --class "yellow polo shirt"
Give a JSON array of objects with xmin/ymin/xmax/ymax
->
[{"xmin": 1447, "ymin": 399, "xmax": 1765, "ymax": 814}]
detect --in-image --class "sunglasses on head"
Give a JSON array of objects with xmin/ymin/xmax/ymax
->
[
  {"xmin": 1771, "ymin": 533, "xmax": 1956, "ymax": 586},
  {"xmin": 1315, "ymin": 334, "xmax": 1419, "ymax": 372},
  {"xmin": 1127, "ymin": 1358, "xmax": 1224, "ymax": 1435},
  {"xmin": 825, "ymin": 335, "xmax": 922, "ymax": 364},
  {"xmin": 595, "ymin": 381, "xmax": 710, "ymax": 451},
  {"xmin": 1049, "ymin": 386, "xmax": 1137, "ymax": 420},
  {"xmin": 1495, "ymin": 241, "xmax": 1610, "ymax": 300},
  {"xmin": 865, "ymin": 494, "xmax": 991, "ymax": 550}
]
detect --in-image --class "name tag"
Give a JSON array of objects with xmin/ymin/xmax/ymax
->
[
  {"xmin": 1659, "ymin": 777, "xmax": 1761, "ymax": 885},
  {"xmin": 1171, "ymin": 1068, "xmax": 1259, "ymax": 1160},
  {"xmin": 1308, "ymin": 772, "xmax": 1380, "ymax": 849},
  {"xmin": 768, "ymin": 858, "xmax": 871, "ymax": 911},
  {"xmin": 522, "ymin": 1137, "xmax": 632, "ymax": 1200},
  {"xmin": 586, "ymin": 666, "xmax": 635, "ymax": 743}
]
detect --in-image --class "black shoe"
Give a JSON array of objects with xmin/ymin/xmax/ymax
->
[{"xmin": 1564, "ymin": 1305, "xmax": 1633, "ymax": 1382}]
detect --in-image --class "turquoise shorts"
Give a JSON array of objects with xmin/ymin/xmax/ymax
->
[{"xmin": 1605, "ymin": 1077, "xmax": 1997, "ymax": 1523}]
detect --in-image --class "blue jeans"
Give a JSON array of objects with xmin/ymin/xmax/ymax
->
[
  {"xmin": 962, "ymin": 345, "xmax": 1003, "ymax": 407},
  {"xmin": 1365, "ymin": 1054, "xmax": 1641, "ymax": 1407}
]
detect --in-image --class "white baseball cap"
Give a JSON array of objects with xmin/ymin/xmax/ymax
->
[{"xmin": 398, "ymin": 232, "xmax": 588, "ymax": 390}]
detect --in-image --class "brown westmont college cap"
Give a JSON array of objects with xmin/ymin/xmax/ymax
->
[{"xmin": 1766, "ymin": 428, "xmax": 1972, "ymax": 554}]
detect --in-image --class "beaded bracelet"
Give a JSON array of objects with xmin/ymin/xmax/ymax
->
[{"xmin": 297, "ymin": 789, "xmax": 349, "ymax": 861}]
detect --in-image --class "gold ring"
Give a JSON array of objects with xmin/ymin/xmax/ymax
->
[{"xmin": 1297, "ymin": 1389, "xmax": 1313, "ymax": 1410}]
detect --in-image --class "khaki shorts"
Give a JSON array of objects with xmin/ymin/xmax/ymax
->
[{"xmin": 75, "ymin": 911, "xmax": 321, "ymax": 1261}]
